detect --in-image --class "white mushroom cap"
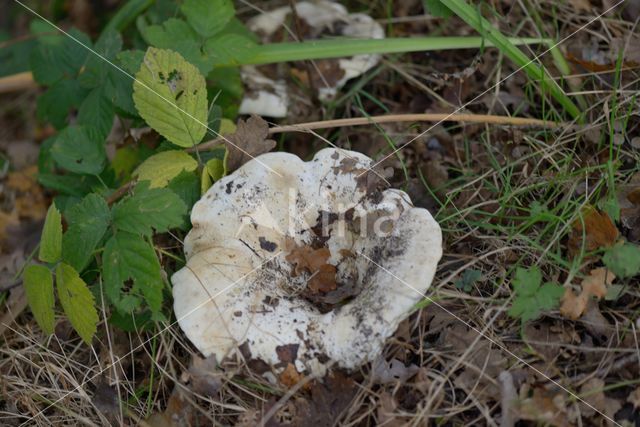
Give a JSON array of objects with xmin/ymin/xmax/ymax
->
[
  {"xmin": 238, "ymin": 1, "xmax": 385, "ymax": 117},
  {"xmin": 172, "ymin": 148, "xmax": 442, "ymax": 376}
]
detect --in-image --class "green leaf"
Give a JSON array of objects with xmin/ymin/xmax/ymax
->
[
  {"xmin": 116, "ymin": 49, "xmax": 145, "ymax": 74},
  {"xmin": 51, "ymin": 126, "xmax": 106, "ymax": 175},
  {"xmin": 181, "ymin": 0, "xmax": 234, "ymax": 38},
  {"xmin": 56, "ymin": 262, "xmax": 99, "ymax": 344},
  {"xmin": 77, "ymin": 87, "xmax": 115, "ymax": 141},
  {"xmin": 508, "ymin": 267, "xmax": 563, "ymax": 323},
  {"xmin": 39, "ymin": 203, "xmax": 62, "ymax": 263},
  {"xmin": 423, "ymin": 0, "xmax": 453, "ymax": 18},
  {"xmin": 30, "ymin": 29, "xmax": 91, "ymax": 85},
  {"xmin": 167, "ymin": 170, "xmax": 200, "ymax": 210},
  {"xmin": 133, "ymin": 47, "xmax": 208, "ymax": 147},
  {"xmin": 36, "ymin": 79, "xmax": 88, "ymax": 129},
  {"xmin": 206, "ymin": 158, "xmax": 225, "ymax": 181},
  {"xmin": 62, "ymin": 194, "xmax": 111, "ymax": 272},
  {"xmin": 23, "ymin": 264, "xmax": 55, "ymax": 335},
  {"xmin": 603, "ymin": 243, "xmax": 640, "ymax": 278},
  {"xmin": 200, "ymin": 167, "xmax": 212, "ymax": 195},
  {"xmin": 103, "ymin": 232, "xmax": 163, "ymax": 313},
  {"xmin": 204, "ymin": 33, "xmax": 257, "ymax": 66},
  {"xmin": 133, "ymin": 150, "xmax": 198, "ymax": 188},
  {"xmin": 78, "ymin": 29, "xmax": 123, "ymax": 88},
  {"xmin": 141, "ymin": 19, "xmax": 214, "ymax": 76},
  {"xmin": 512, "ymin": 266, "xmax": 541, "ymax": 296},
  {"xmin": 112, "ymin": 182, "xmax": 187, "ymax": 237}
]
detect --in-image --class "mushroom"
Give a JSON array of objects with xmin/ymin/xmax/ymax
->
[
  {"xmin": 238, "ymin": 1, "xmax": 385, "ymax": 117},
  {"xmin": 172, "ymin": 148, "xmax": 442, "ymax": 376}
]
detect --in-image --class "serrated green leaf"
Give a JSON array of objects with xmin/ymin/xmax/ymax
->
[
  {"xmin": 103, "ymin": 232, "xmax": 163, "ymax": 313},
  {"xmin": 133, "ymin": 47, "xmax": 208, "ymax": 147},
  {"xmin": 51, "ymin": 126, "xmax": 106, "ymax": 175},
  {"xmin": 36, "ymin": 79, "xmax": 88, "ymax": 129},
  {"xmin": 141, "ymin": 19, "xmax": 214, "ymax": 74},
  {"xmin": 133, "ymin": 150, "xmax": 198, "ymax": 188},
  {"xmin": 116, "ymin": 50, "xmax": 145, "ymax": 74},
  {"xmin": 23, "ymin": 264, "xmax": 55, "ymax": 335},
  {"xmin": 77, "ymin": 87, "xmax": 115, "ymax": 141},
  {"xmin": 62, "ymin": 194, "xmax": 111, "ymax": 272},
  {"xmin": 78, "ymin": 29, "xmax": 123, "ymax": 88},
  {"xmin": 30, "ymin": 29, "xmax": 91, "ymax": 85},
  {"xmin": 56, "ymin": 262, "xmax": 98, "ymax": 344},
  {"xmin": 181, "ymin": 0, "xmax": 234, "ymax": 38},
  {"xmin": 167, "ymin": 170, "xmax": 200, "ymax": 210},
  {"xmin": 603, "ymin": 243, "xmax": 640, "ymax": 278},
  {"xmin": 112, "ymin": 182, "xmax": 187, "ymax": 237},
  {"xmin": 204, "ymin": 33, "xmax": 257, "ymax": 66},
  {"xmin": 39, "ymin": 203, "xmax": 62, "ymax": 263}
]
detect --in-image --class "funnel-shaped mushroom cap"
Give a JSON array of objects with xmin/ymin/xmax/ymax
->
[{"xmin": 172, "ymin": 148, "xmax": 442, "ymax": 376}]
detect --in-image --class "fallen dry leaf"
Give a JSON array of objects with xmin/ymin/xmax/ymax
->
[
  {"xmin": 285, "ymin": 245, "xmax": 337, "ymax": 294},
  {"xmin": 579, "ymin": 378, "xmax": 621, "ymax": 422},
  {"xmin": 184, "ymin": 354, "xmax": 224, "ymax": 397},
  {"xmin": 560, "ymin": 268, "xmax": 615, "ymax": 320},
  {"xmin": 279, "ymin": 363, "xmax": 302, "ymax": 388},
  {"xmin": 567, "ymin": 206, "xmax": 619, "ymax": 257},
  {"xmin": 223, "ymin": 115, "xmax": 276, "ymax": 171},
  {"xmin": 516, "ymin": 386, "xmax": 570, "ymax": 427},
  {"xmin": 627, "ymin": 387, "xmax": 640, "ymax": 409},
  {"xmin": 370, "ymin": 356, "xmax": 419, "ymax": 385}
]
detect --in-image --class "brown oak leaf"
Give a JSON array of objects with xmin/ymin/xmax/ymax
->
[{"xmin": 223, "ymin": 115, "xmax": 276, "ymax": 171}]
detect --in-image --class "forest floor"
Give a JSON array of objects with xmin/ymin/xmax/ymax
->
[{"xmin": 1, "ymin": 0, "xmax": 640, "ymax": 426}]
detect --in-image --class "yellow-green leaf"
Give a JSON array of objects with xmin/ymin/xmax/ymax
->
[
  {"xmin": 200, "ymin": 167, "xmax": 213, "ymax": 195},
  {"xmin": 134, "ymin": 150, "xmax": 198, "ymax": 188},
  {"xmin": 39, "ymin": 204, "xmax": 62, "ymax": 263},
  {"xmin": 133, "ymin": 48, "xmax": 208, "ymax": 147},
  {"xmin": 206, "ymin": 158, "xmax": 225, "ymax": 182},
  {"xmin": 23, "ymin": 264, "xmax": 55, "ymax": 335},
  {"xmin": 56, "ymin": 263, "xmax": 99, "ymax": 344}
]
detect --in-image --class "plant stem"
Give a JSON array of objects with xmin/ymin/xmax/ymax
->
[
  {"xmin": 244, "ymin": 36, "xmax": 550, "ymax": 65},
  {"xmin": 439, "ymin": 0, "xmax": 581, "ymax": 120}
]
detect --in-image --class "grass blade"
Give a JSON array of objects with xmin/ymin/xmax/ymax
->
[{"xmin": 439, "ymin": 0, "xmax": 581, "ymax": 120}]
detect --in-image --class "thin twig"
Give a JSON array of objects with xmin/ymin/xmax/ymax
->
[
  {"xmin": 190, "ymin": 113, "xmax": 560, "ymax": 152},
  {"xmin": 0, "ymin": 71, "xmax": 37, "ymax": 93}
]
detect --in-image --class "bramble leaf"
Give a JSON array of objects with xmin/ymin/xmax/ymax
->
[
  {"xmin": 39, "ymin": 203, "xmax": 62, "ymax": 263},
  {"xmin": 103, "ymin": 232, "xmax": 163, "ymax": 313},
  {"xmin": 141, "ymin": 19, "xmax": 213, "ymax": 74},
  {"xmin": 77, "ymin": 86, "xmax": 115, "ymax": 141},
  {"xmin": 78, "ymin": 29, "xmax": 123, "ymax": 88},
  {"xmin": 62, "ymin": 194, "xmax": 111, "ymax": 272},
  {"xmin": 30, "ymin": 29, "xmax": 91, "ymax": 85},
  {"xmin": 56, "ymin": 262, "xmax": 99, "ymax": 344},
  {"xmin": 181, "ymin": 0, "xmax": 234, "ymax": 39},
  {"xmin": 23, "ymin": 264, "xmax": 55, "ymax": 335},
  {"xmin": 603, "ymin": 242, "xmax": 640, "ymax": 278},
  {"xmin": 133, "ymin": 48, "xmax": 208, "ymax": 147},
  {"xmin": 133, "ymin": 150, "xmax": 198, "ymax": 188},
  {"xmin": 204, "ymin": 33, "xmax": 256, "ymax": 66},
  {"xmin": 36, "ymin": 79, "xmax": 88, "ymax": 129},
  {"xmin": 112, "ymin": 182, "xmax": 187, "ymax": 237},
  {"xmin": 51, "ymin": 126, "xmax": 106, "ymax": 175}
]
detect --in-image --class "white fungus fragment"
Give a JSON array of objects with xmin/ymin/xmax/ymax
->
[{"xmin": 238, "ymin": 1, "xmax": 385, "ymax": 117}]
